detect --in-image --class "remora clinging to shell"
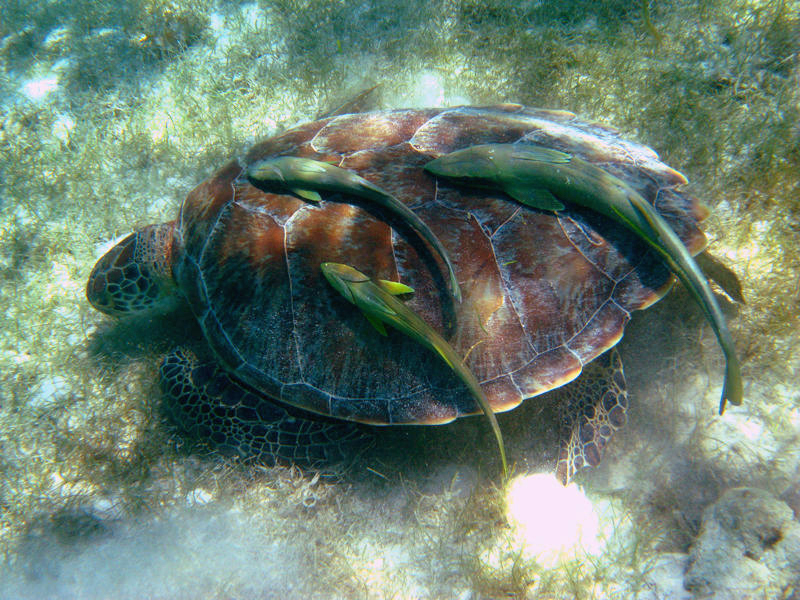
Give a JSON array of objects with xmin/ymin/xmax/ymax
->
[
  {"xmin": 320, "ymin": 262, "xmax": 507, "ymax": 476},
  {"xmin": 248, "ymin": 156, "xmax": 462, "ymax": 303},
  {"xmin": 425, "ymin": 143, "xmax": 742, "ymax": 413}
]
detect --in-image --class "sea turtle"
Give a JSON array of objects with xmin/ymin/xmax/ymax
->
[{"xmin": 86, "ymin": 104, "xmax": 737, "ymax": 483}]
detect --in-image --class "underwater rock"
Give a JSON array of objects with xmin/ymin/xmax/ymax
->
[
  {"xmin": 685, "ymin": 487, "xmax": 800, "ymax": 599},
  {"xmin": 635, "ymin": 553, "xmax": 692, "ymax": 600}
]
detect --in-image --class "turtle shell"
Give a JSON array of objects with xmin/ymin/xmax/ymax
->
[{"xmin": 171, "ymin": 105, "xmax": 707, "ymax": 425}]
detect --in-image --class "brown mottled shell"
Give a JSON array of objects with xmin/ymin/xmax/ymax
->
[{"xmin": 171, "ymin": 105, "xmax": 707, "ymax": 425}]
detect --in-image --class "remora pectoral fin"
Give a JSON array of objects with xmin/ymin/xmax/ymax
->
[
  {"xmin": 353, "ymin": 287, "xmax": 399, "ymax": 323},
  {"xmin": 365, "ymin": 314, "xmax": 388, "ymax": 336},
  {"xmin": 292, "ymin": 188, "xmax": 323, "ymax": 202},
  {"xmin": 378, "ymin": 279, "xmax": 414, "ymax": 295},
  {"xmin": 505, "ymin": 185, "xmax": 565, "ymax": 211}
]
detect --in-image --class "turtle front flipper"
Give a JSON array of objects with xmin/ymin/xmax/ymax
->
[
  {"xmin": 555, "ymin": 348, "xmax": 628, "ymax": 485},
  {"xmin": 159, "ymin": 349, "xmax": 370, "ymax": 466}
]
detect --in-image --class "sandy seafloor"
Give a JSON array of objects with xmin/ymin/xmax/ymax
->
[{"xmin": 1, "ymin": 1, "xmax": 799, "ymax": 598}]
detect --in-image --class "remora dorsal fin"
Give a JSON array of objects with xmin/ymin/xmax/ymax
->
[{"xmin": 512, "ymin": 146, "xmax": 572, "ymax": 164}]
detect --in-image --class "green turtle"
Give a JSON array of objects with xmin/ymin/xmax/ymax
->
[{"xmin": 86, "ymin": 104, "xmax": 741, "ymax": 483}]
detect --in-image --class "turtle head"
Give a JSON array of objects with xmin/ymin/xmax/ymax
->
[{"xmin": 87, "ymin": 222, "xmax": 176, "ymax": 316}]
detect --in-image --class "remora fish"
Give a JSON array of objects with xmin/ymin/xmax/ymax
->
[
  {"xmin": 425, "ymin": 143, "xmax": 743, "ymax": 413},
  {"xmin": 320, "ymin": 262, "xmax": 507, "ymax": 476},
  {"xmin": 247, "ymin": 156, "xmax": 462, "ymax": 303}
]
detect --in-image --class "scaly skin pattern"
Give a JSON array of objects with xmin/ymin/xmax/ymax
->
[
  {"xmin": 160, "ymin": 348, "xmax": 369, "ymax": 465},
  {"xmin": 87, "ymin": 223, "xmax": 176, "ymax": 315},
  {"xmin": 99, "ymin": 105, "xmax": 710, "ymax": 426}
]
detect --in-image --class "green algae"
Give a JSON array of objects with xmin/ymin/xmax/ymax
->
[{"xmin": 1, "ymin": 0, "xmax": 798, "ymax": 597}]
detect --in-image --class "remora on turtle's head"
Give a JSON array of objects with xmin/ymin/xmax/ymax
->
[
  {"xmin": 424, "ymin": 145, "xmax": 502, "ymax": 181},
  {"xmin": 86, "ymin": 223, "xmax": 176, "ymax": 316}
]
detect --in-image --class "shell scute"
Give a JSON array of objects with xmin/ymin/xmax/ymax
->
[
  {"xmin": 410, "ymin": 107, "xmax": 537, "ymax": 155},
  {"xmin": 511, "ymin": 346, "xmax": 583, "ymax": 399},
  {"xmin": 245, "ymin": 118, "xmax": 333, "ymax": 163},
  {"xmin": 341, "ymin": 143, "xmax": 435, "ymax": 209},
  {"xmin": 311, "ymin": 109, "xmax": 440, "ymax": 156},
  {"xmin": 565, "ymin": 300, "xmax": 629, "ymax": 363}
]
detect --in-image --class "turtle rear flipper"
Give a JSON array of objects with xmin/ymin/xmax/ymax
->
[
  {"xmin": 555, "ymin": 348, "xmax": 628, "ymax": 485},
  {"xmin": 159, "ymin": 349, "xmax": 371, "ymax": 466}
]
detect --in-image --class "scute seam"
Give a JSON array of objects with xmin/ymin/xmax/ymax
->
[
  {"xmin": 282, "ymin": 203, "xmax": 315, "ymax": 386},
  {"xmin": 490, "ymin": 205, "xmax": 523, "ymax": 239},
  {"xmin": 472, "ymin": 211, "xmax": 537, "ymax": 360}
]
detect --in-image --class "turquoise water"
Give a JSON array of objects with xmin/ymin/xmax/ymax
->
[{"xmin": 1, "ymin": 1, "xmax": 798, "ymax": 598}]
